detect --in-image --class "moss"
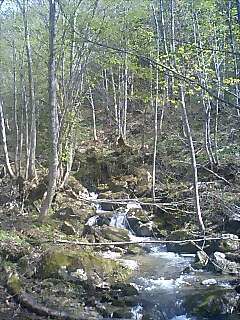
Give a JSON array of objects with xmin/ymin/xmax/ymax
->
[
  {"xmin": 39, "ymin": 249, "xmax": 131, "ymax": 283},
  {"xmin": 7, "ymin": 274, "xmax": 22, "ymax": 294}
]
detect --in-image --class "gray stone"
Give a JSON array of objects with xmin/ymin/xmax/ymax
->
[
  {"xmin": 195, "ymin": 251, "xmax": 209, "ymax": 268},
  {"xmin": 201, "ymin": 279, "xmax": 217, "ymax": 286},
  {"xmin": 213, "ymin": 251, "xmax": 239, "ymax": 275}
]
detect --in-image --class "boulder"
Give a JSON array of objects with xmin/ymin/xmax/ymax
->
[
  {"xmin": 101, "ymin": 226, "xmax": 130, "ymax": 242},
  {"xmin": 110, "ymin": 283, "xmax": 138, "ymax": 297},
  {"xmin": 86, "ymin": 215, "xmax": 111, "ymax": 227},
  {"xmin": 136, "ymin": 222, "xmax": 154, "ymax": 237},
  {"xmin": 38, "ymin": 248, "xmax": 131, "ymax": 283},
  {"xmin": 191, "ymin": 290, "xmax": 239, "ymax": 317},
  {"xmin": 166, "ymin": 230, "xmax": 199, "ymax": 253},
  {"xmin": 60, "ymin": 221, "xmax": 76, "ymax": 235},
  {"xmin": 195, "ymin": 251, "xmax": 209, "ymax": 269},
  {"xmin": 201, "ymin": 279, "xmax": 217, "ymax": 286},
  {"xmin": 82, "ymin": 225, "xmax": 130, "ymax": 243},
  {"xmin": 211, "ymin": 251, "xmax": 240, "ymax": 275}
]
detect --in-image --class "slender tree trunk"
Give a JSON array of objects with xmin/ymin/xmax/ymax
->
[
  {"xmin": 180, "ymin": 85, "xmax": 205, "ymax": 233},
  {"xmin": 103, "ymin": 69, "xmax": 112, "ymax": 125},
  {"xmin": 89, "ymin": 87, "xmax": 97, "ymax": 141},
  {"xmin": 117, "ymin": 66, "xmax": 122, "ymax": 136},
  {"xmin": 227, "ymin": 1, "xmax": 240, "ymax": 114},
  {"xmin": 152, "ymin": 4, "xmax": 160, "ymax": 202},
  {"xmin": 12, "ymin": 41, "xmax": 19, "ymax": 175},
  {"xmin": 39, "ymin": 0, "xmax": 59, "ymax": 222},
  {"xmin": 192, "ymin": 11, "xmax": 216, "ymax": 166},
  {"xmin": 123, "ymin": 51, "xmax": 128, "ymax": 139},
  {"xmin": 110, "ymin": 68, "xmax": 118, "ymax": 133},
  {"xmin": 0, "ymin": 100, "xmax": 15, "ymax": 178},
  {"xmin": 18, "ymin": 0, "xmax": 37, "ymax": 179},
  {"xmin": 60, "ymin": 128, "xmax": 76, "ymax": 189}
]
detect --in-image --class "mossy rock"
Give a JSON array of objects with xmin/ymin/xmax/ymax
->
[
  {"xmin": 7, "ymin": 273, "xmax": 22, "ymax": 295},
  {"xmin": 191, "ymin": 290, "xmax": 239, "ymax": 317},
  {"xmin": 98, "ymin": 191, "xmax": 129, "ymax": 200},
  {"xmin": 0, "ymin": 231, "xmax": 31, "ymax": 262},
  {"xmin": 100, "ymin": 226, "xmax": 130, "ymax": 242},
  {"xmin": 166, "ymin": 229, "xmax": 199, "ymax": 253},
  {"xmin": 38, "ymin": 248, "xmax": 131, "ymax": 283}
]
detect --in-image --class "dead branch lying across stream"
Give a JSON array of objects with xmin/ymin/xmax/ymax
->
[
  {"xmin": 40, "ymin": 236, "xmax": 240, "ymax": 247},
  {"xmin": 80, "ymin": 195, "xmax": 194, "ymax": 208}
]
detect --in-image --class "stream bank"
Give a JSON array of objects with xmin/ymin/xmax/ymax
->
[{"xmin": 0, "ymin": 144, "xmax": 239, "ymax": 319}]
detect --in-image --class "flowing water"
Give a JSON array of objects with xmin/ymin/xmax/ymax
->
[{"xmin": 92, "ymin": 199, "xmax": 239, "ymax": 320}]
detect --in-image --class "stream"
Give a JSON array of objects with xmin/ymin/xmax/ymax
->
[{"xmin": 91, "ymin": 197, "xmax": 239, "ymax": 320}]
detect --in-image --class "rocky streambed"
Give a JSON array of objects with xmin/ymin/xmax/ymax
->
[
  {"xmin": 80, "ymin": 197, "xmax": 240, "ymax": 320},
  {"xmin": 0, "ymin": 176, "xmax": 239, "ymax": 320}
]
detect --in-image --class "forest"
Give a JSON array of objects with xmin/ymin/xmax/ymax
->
[{"xmin": 0, "ymin": 0, "xmax": 240, "ymax": 319}]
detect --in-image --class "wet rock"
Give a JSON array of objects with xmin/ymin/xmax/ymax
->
[
  {"xmin": 166, "ymin": 230, "xmax": 199, "ymax": 253},
  {"xmin": 110, "ymin": 283, "xmax": 138, "ymax": 296},
  {"xmin": 101, "ymin": 226, "xmax": 130, "ymax": 242},
  {"xmin": 60, "ymin": 221, "xmax": 76, "ymax": 235},
  {"xmin": 136, "ymin": 222, "xmax": 154, "ymax": 237},
  {"xmin": 194, "ymin": 250, "xmax": 209, "ymax": 269},
  {"xmin": 201, "ymin": 279, "xmax": 217, "ymax": 286},
  {"xmin": 211, "ymin": 251, "xmax": 240, "ymax": 274},
  {"xmin": 112, "ymin": 309, "xmax": 133, "ymax": 319},
  {"xmin": 128, "ymin": 208, "xmax": 149, "ymax": 223},
  {"xmin": 190, "ymin": 290, "xmax": 239, "ymax": 317},
  {"xmin": 54, "ymin": 207, "xmax": 74, "ymax": 220}
]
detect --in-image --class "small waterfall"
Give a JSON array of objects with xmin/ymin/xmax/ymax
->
[
  {"xmin": 110, "ymin": 201, "xmax": 141, "ymax": 230},
  {"xmin": 110, "ymin": 209, "xmax": 128, "ymax": 229}
]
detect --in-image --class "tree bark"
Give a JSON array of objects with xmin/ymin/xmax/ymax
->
[
  {"xmin": 17, "ymin": 0, "xmax": 37, "ymax": 180},
  {"xmin": 39, "ymin": 0, "xmax": 59, "ymax": 222},
  {"xmin": 0, "ymin": 100, "xmax": 15, "ymax": 178},
  {"xmin": 12, "ymin": 41, "xmax": 19, "ymax": 175},
  {"xmin": 180, "ymin": 85, "xmax": 205, "ymax": 233}
]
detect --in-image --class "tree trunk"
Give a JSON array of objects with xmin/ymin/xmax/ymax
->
[
  {"xmin": 18, "ymin": 0, "xmax": 37, "ymax": 180},
  {"xmin": 12, "ymin": 41, "xmax": 19, "ymax": 175},
  {"xmin": 39, "ymin": 0, "xmax": 59, "ymax": 222},
  {"xmin": 0, "ymin": 100, "xmax": 15, "ymax": 178},
  {"xmin": 180, "ymin": 85, "xmax": 205, "ymax": 233},
  {"xmin": 152, "ymin": 4, "xmax": 160, "ymax": 202},
  {"xmin": 89, "ymin": 87, "xmax": 97, "ymax": 141}
]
